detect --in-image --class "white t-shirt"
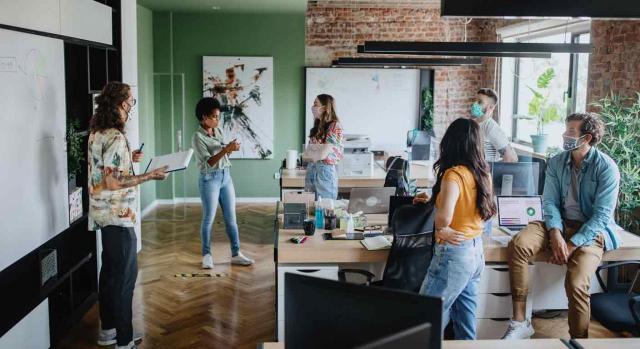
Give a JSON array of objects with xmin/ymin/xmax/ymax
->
[{"xmin": 479, "ymin": 118, "xmax": 510, "ymax": 162}]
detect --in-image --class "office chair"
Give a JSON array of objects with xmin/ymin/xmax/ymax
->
[
  {"xmin": 590, "ymin": 261, "xmax": 640, "ymax": 336},
  {"xmin": 338, "ymin": 202, "xmax": 435, "ymax": 293}
]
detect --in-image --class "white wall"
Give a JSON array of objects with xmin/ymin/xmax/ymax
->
[{"xmin": 0, "ymin": 301, "xmax": 49, "ymax": 349}]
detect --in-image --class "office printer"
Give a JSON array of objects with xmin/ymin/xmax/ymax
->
[{"xmin": 337, "ymin": 134, "xmax": 374, "ymax": 177}]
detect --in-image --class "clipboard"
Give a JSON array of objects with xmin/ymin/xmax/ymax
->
[
  {"xmin": 144, "ymin": 149, "xmax": 194, "ymax": 173},
  {"xmin": 302, "ymin": 143, "xmax": 333, "ymax": 162}
]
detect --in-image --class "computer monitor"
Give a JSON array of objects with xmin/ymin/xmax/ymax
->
[
  {"xmin": 491, "ymin": 162, "xmax": 540, "ymax": 196},
  {"xmin": 354, "ymin": 323, "xmax": 431, "ymax": 349},
  {"xmin": 284, "ymin": 273, "xmax": 442, "ymax": 349}
]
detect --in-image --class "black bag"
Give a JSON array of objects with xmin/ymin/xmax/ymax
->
[
  {"xmin": 384, "ymin": 156, "xmax": 410, "ymax": 196},
  {"xmin": 379, "ymin": 201, "xmax": 436, "ymax": 293}
]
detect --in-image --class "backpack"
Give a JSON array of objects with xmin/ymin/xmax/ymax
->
[{"xmin": 380, "ymin": 201, "xmax": 436, "ymax": 293}]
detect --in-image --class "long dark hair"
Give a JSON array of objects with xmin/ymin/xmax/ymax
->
[
  {"xmin": 431, "ymin": 118, "xmax": 496, "ymax": 220},
  {"xmin": 309, "ymin": 94, "xmax": 339, "ymax": 142},
  {"xmin": 90, "ymin": 81, "xmax": 130, "ymax": 133}
]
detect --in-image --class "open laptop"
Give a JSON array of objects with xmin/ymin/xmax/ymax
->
[
  {"xmin": 348, "ymin": 187, "xmax": 396, "ymax": 214},
  {"xmin": 497, "ymin": 196, "xmax": 544, "ymax": 235}
]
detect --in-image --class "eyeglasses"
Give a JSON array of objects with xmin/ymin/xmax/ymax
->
[{"xmin": 127, "ymin": 98, "xmax": 137, "ymax": 107}]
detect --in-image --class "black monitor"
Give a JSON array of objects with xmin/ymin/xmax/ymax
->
[
  {"xmin": 491, "ymin": 162, "xmax": 540, "ymax": 196},
  {"xmin": 354, "ymin": 323, "xmax": 431, "ymax": 349},
  {"xmin": 284, "ymin": 273, "xmax": 442, "ymax": 349}
]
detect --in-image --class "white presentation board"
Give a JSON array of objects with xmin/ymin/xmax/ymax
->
[
  {"xmin": 0, "ymin": 28, "xmax": 69, "ymax": 272},
  {"xmin": 305, "ymin": 68, "xmax": 420, "ymax": 150}
]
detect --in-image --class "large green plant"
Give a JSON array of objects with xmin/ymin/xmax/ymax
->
[
  {"xmin": 527, "ymin": 68, "xmax": 564, "ymax": 134},
  {"xmin": 592, "ymin": 93, "xmax": 640, "ymax": 234},
  {"xmin": 66, "ymin": 120, "xmax": 84, "ymax": 183},
  {"xmin": 420, "ymin": 87, "xmax": 434, "ymax": 133}
]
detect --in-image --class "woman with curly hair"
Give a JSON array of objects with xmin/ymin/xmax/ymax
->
[{"xmin": 88, "ymin": 81, "xmax": 168, "ymax": 349}]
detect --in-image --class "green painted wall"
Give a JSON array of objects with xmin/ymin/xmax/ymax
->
[
  {"xmin": 137, "ymin": 5, "xmax": 157, "ymax": 210},
  {"xmin": 152, "ymin": 11, "xmax": 305, "ymax": 198}
]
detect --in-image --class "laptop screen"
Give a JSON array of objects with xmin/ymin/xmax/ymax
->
[{"xmin": 497, "ymin": 196, "xmax": 543, "ymax": 227}]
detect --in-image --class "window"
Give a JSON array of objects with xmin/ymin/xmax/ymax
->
[{"xmin": 499, "ymin": 23, "xmax": 590, "ymax": 149}]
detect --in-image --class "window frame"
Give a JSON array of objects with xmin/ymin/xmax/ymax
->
[{"xmin": 510, "ymin": 31, "xmax": 590, "ymax": 145}]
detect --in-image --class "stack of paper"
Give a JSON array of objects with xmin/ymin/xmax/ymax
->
[{"xmin": 361, "ymin": 236, "xmax": 392, "ymax": 251}]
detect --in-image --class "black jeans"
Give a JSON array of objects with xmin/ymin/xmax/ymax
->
[{"xmin": 99, "ymin": 225, "xmax": 138, "ymax": 346}]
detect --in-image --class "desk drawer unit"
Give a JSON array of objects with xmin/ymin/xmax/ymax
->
[
  {"xmin": 276, "ymin": 265, "xmax": 339, "ymax": 341},
  {"xmin": 475, "ymin": 264, "xmax": 533, "ymax": 339}
]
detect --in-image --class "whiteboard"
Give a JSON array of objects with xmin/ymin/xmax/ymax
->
[
  {"xmin": 305, "ymin": 68, "xmax": 420, "ymax": 150},
  {"xmin": 0, "ymin": 29, "xmax": 69, "ymax": 272}
]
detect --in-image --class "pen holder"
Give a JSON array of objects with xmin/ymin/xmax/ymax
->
[
  {"xmin": 303, "ymin": 219, "xmax": 316, "ymax": 236},
  {"xmin": 324, "ymin": 215, "xmax": 337, "ymax": 230}
]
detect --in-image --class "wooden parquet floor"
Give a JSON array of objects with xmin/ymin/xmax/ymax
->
[
  {"xmin": 58, "ymin": 203, "xmax": 620, "ymax": 349},
  {"xmin": 58, "ymin": 203, "xmax": 278, "ymax": 349}
]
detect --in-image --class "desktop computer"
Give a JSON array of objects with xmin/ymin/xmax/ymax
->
[
  {"xmin": 491, "ymin": 162, "xmax": 540, "ymax": 196},
  {"xmin": 284, "ymin": 273, "xmax": 442, "ymax": 349}
]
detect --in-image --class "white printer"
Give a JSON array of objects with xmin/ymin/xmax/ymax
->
[{"xmin": 337, "ymin": 134, "xmax": 374, "ymax": 177}]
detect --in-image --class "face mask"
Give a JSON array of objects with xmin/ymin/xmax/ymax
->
[
  {"xmin": 562, "ymin": 135, "xmax": 586, "ymax": 151},
  {"xmin": 470, "ymin": 102, "xmax": 485, "ymax": 118},
  {"xmin": 312, "ymin": 106, "xmax": 323, "ymax": 119}
]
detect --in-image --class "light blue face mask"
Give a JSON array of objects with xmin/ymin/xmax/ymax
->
[
  {"xmin": 562, "ymin": 135, "xmax": 586, "ymax": 151},
  {"xmin": 471, "ymin": 102, "xmax": 485, "ymax": 118}
]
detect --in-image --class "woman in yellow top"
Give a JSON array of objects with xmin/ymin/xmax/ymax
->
[{"xmin": 417, "ymin": 118, "xmax": 496, "ymax": 340}]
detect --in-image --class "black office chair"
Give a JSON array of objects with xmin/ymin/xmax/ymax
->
[
  {"xmin": 338, "ymin": 202, "xmax": 435, "ymax": 293},
  {"xmin": 590, "ymin": 261, "xmax": 640, "ymax": 336}
]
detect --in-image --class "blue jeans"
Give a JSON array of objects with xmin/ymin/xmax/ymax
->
[
  {"xmin": 198, "ymin": 169, "xmax": 240, "ymax": 257},
  {"xmin": 304, "ymin": 162, "xmax": 338, "ymax": 200},
  {"xmin": 420, "ymin": 237, "xmax": 484, "ymax": 340}
]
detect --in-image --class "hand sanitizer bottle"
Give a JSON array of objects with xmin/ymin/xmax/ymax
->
[{"xmin": 315, "ymin": 196, "xmax": 324, "ymax": 229}]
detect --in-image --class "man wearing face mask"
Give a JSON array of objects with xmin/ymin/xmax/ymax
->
[
  {"xmin": 471, "ymin": 88, "xmax": 518, "ymax": 163},
  {"xmin": 89, "ymin": 82, "xmax": 169, "ymax": 349},
  {"xmin": 502, "ymin": 113, "xmax": 621, "ymax": 340}
]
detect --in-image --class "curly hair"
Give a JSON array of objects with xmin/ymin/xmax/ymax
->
[
  {"xmin": 566, "ymin": 112, "xmax": 605, "ymax": 146},
  {"xmin": 309, "ymin": 94, "xmax": 340, "ymax": 142},
  {"xmin": 90, "ymin": 81, "xmax": 131, "ymax": 133}
]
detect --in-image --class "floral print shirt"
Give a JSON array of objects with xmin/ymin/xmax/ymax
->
[
  {"xmin": 88, "ymin": 128, "xmax": 137, "ymax": 230},
  {"xmin": 309, "ymin": 121, "xmax": 344, "ymax": 165}
]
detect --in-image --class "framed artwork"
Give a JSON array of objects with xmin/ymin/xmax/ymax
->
[{"xmin": 203, "ymin": 56, "xmax": 274, "ymax": 159}]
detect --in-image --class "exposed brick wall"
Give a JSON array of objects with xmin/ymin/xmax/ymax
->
[
  {"xmin": 305, "ymin": 1, "xmax": 498, "ymax": 137},
  {"xmin": 587, "ymin": 20, "xmax": 640, "ymax": 107}
]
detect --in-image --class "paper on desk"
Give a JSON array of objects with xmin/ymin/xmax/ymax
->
[
  {"xmin": 491, "ymin": 235, "xmax": 512, "ymax": 246},
  {"xmin": 302, "ymin": 143, "xmax": 333, "ymax": 162}
]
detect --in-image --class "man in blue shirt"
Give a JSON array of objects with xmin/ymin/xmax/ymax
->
[{"xmin": 502, "ymin": 113, "xmax": 621, "ymax": 339}]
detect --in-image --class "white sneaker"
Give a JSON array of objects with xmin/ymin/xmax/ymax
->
[
  {"xmin": 231, "ymin": 251, "xmax": 255, "ymax": 266},
  {"xmin": 502, "ymin": 319, "xmax": 535, "ymax": 339},
  {"xmin": 97, "ymin": 328, "xmax": 142, "ymax": 346},
  {"xmin": 202, "ymin": 254, "xmax": 214, "ymax": 269},
  {"xmin": 116, "ymin": 341, "xmax": 137, "ymax": 349}
]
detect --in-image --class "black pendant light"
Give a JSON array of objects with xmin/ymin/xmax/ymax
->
[
  {"xmin": 361, "ymin": 41, "xmax": 590, "ymax": 58},
  {"xmin": 332, "ymin": 57, "xmax": 482, "ymax": 67}
]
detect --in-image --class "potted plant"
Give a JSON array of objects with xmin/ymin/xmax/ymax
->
[
  {"xmin": 66, "ymin": 119, "xmax": 84, "ymax": 190},
  {"xmin": 592, "ymin": 92, "xmax": 640, "ymax": 234},
  {"xmin": 527, "ymin": 68, "xmax": 563, "ymax": 153}
]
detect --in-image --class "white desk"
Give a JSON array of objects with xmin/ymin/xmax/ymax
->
[
  {"xmin": 575, "ymin": 338, "xmax": 640, "ymax": 349},
  {"xmin": 273, "ymin": 203, "xmax": 640, "ymax": 341}
]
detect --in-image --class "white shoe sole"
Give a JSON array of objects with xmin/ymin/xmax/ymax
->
[
  {"xmin": 97, "ymin": 333, "xmax": 142, "ymax": 346},
  {"xmin": 202, "ymin": 264, "xmax": 213, "ymax": 269},
  {"xmin": 231, "ymin": 260, "xmax": 254, "ymax": 266}
]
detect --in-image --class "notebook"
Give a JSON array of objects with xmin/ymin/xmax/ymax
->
[{"xmin": 361, "ymin": 236, "xmax": 393, "ymax": 251}]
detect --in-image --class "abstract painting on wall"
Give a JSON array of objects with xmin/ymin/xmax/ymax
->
[{"xmin": 203, "ymin": 56, "xmax": 274, "ymax": 159}]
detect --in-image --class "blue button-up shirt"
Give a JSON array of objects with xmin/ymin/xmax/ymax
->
[{"xmin": 543, "ymin": 147, "xmax": 622, "ymax": 251}]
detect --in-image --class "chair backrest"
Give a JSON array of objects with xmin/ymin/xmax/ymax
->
[
  {"xmin": 384, "ymin": 156, "xmax": 410, "ymax": 196},
  {"xmin": 380, "ymin": 202, "xmax": 435, "ymax": 293}
]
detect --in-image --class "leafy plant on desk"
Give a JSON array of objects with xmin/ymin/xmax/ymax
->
[
  {"xmin": 592, "ymin": 92, "xmax": 640, "ymax": 234},
  {"xmin": 66, "ymin": 119, "xmax": 84, "ymax": 187}
]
